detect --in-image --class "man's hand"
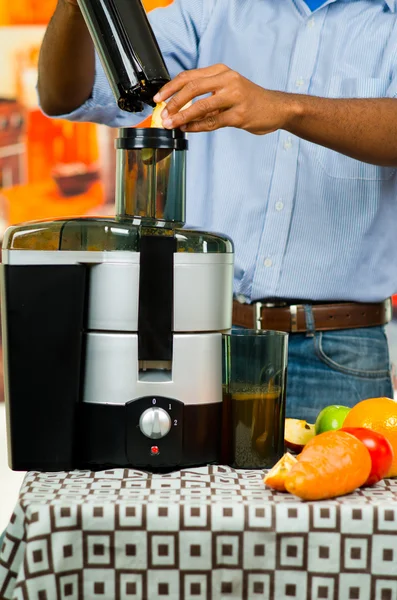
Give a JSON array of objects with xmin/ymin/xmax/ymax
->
[
  {"xmin": 153, "ymin": 64, "xmax": 299, "ymax": 134},
  {"xmin": 154, "ymin": 63, "xmax": 397, "ymax": 167}
]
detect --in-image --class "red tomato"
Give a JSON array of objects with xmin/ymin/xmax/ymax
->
[{"xmin": 341, "ymin": 427, "xmax": 394, "ymax": 486}]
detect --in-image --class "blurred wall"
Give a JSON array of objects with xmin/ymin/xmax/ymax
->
[{"xmin": 0, "ymin": 0, "xmax": 172, "ymax": 228}]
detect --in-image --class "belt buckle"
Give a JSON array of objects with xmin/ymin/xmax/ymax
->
[
  {"xmin": 385, "ymin": 297, "xmax": 392, "ymax": 322},
  {"xmin": 254, "ymin": 301, "xmax": 289, "ymax": 330},
  {"xmin": 254, "ymin": 302, "xmax": 263, "ymax": 330}
]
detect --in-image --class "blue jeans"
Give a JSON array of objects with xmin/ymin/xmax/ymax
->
[{"xmin": 286, "ymin": 323, "xmax": 393, "ymax": 422}]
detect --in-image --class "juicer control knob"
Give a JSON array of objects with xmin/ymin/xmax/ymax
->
[{"xmin": 139, "ymin": 407, "xmax": 172, "ymax": 439}]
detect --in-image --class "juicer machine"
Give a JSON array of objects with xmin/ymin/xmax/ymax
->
[{"xmin": 1, "ymin": 0, "xmax": 234, "ymax": 471}]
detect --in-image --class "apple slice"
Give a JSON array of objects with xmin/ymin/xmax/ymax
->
[
  {"xmin": 144, "ymin": 100, "xmax": 192, "ymax": 164},
  {"xmin": 263, "ymin": 452, "xmax": 298, "ymax": 492},
  {"xmin": 285, "ymin": 418, "xmax": 316, "ymax": 453},
  {"xmin": 151, "ymin": 101, "xmax": 167, "ymax": 128},
  {"xmin": 150, "ymin": 100, "xmax": 193, "ymax": 129}
]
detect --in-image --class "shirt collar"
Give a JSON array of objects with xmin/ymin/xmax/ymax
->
[{"xmin": 385, "ymin": 0, "xmax": 397, "ymax": 11}]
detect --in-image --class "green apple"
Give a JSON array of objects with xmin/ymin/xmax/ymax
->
[{"xmin": 315, "ymin": 405, "xmax": 351, "ymax": 435}]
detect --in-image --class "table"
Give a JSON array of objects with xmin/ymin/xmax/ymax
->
[{"xmin": 1, "ymin": 466, "xmax": 397, "ymax": 600}]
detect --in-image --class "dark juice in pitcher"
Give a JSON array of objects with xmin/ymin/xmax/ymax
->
[{"xmin": 229, "ymin": 384, "xmax": 285, "ymax": 468}]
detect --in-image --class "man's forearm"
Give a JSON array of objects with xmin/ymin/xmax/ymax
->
[
  {"xmin": 286, "ymin": 95, "xmax": 397, "ymax": 167},
  {"xmin": 38, "ymin": 0, "xmax": 95, "ymax": 116}
]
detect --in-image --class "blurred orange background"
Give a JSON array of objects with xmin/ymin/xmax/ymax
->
[{"xmin": 0, "ymin": 0, "xmax": 172, "ymax": 230}]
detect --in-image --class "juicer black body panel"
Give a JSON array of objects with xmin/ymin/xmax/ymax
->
[{"xmin": 0, "ymin": 264, "xmax": 86, "ymax": 471}]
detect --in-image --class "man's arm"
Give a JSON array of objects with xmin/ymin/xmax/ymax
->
[
  {"xmin": 38, "ymin": 0, "xmax": 207, "ymax": 122},
  {"xmin": 38, "ymin": 0, "xmax": 95, "ymax": 116},
  {"xmin": 155, "ymin": 65, "xmax": 397, "ymax": 167},
  {"xmin": 284, "ymin": 96, "xmax": 397, "ymax": 168}
]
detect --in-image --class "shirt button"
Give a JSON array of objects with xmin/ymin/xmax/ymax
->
[
  {"xmin": 296, "ymin": 77, "xmax": 305, "ymax": 88},
  {"xmin": 283, "ymin": 137, "xmax": 293, "ymax": 150},
  {"xmin": 275, "ymin": 201, "xmax": 284, "ymax": 212},
  {"xmin": 264, "ymin": 258, "xmax": 273, "ymax": 268},
  {"xmin": 307, "ymin": 18, "xmax": 315, "ymax": 28}
]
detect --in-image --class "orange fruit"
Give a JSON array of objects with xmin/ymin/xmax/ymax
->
[
  {"xmin": 284, "ymin": 430, "xmax": 371, "ymax": 500},
  {"xmin": 263, "ymin": 452, "xmax": 298, "ymax": 492},
  {"xmin": 343, "ymin": 397, "xmax": 397, "ymax": 477}
]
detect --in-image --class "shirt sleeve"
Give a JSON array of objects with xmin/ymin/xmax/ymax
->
[{"xmin": 41, "ymin": 0, "xmax": 211, "ymax": 127}]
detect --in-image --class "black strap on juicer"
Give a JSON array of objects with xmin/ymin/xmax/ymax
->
[{"xmin": 138, "ymin": 234, "xmax": 176, "ymax": 362}]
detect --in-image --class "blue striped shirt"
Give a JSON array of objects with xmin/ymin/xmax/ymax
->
[{"xmin": 55, "ymin": 0, "xmax": 397, "ymax": 303}]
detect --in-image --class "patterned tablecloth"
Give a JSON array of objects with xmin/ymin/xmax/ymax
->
[{"xmin": 1, "ymin": 466, "xmax": 397, "ymax": 600}]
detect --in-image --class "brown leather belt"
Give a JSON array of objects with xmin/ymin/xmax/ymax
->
[{"xmin": 232, "ymin": 299, "xmax": 392, "ymax": 333}]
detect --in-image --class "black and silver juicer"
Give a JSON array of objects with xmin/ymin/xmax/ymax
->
[
  {"xmin": 1, "ymin": 0, "xmax": 235, "ymax": 471},
  {"xmin": 1, "ymin": 128, "xmax": 234, "ymax": 472}
]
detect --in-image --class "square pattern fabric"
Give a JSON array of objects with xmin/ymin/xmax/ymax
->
[{"xmin": 1, "ymin": 466, "xmax": 397, "ymax": 599}]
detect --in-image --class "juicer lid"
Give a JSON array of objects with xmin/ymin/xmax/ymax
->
[
  {"xmin": 2, "ymin": 218, "xmax": 234, "ymax": 254},
  {"xmin": 116, "ymin": 128, "xmax": 188, "ymax": 150}
]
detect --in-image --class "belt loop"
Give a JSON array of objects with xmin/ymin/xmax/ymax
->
[
  {"xmin": 290, "ymin": 305, "xmax": 298, "ymax": 333},
  {"xmin": 304, "ymin": 304, "xmax": 315, "ymax": 337}
]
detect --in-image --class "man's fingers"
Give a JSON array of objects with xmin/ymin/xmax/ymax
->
[
  {"xmin": 163, "ymin": 93, "xmax": 228, "ymax": 129},
  {"xmin": 181, "ymin": 110, "xmax": 232, "ymax": 133},
  {"xmin": 162, "ymin": 74, "xmax": 227, "ymax": 121},
  {"xmin": 154, "ymin": 64, "xmax": 229, "ymax": 103}
]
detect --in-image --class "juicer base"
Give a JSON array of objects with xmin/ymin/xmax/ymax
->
[{"xmin": 78, "ymin": 401, "xmax": 222, "ymax": 471}]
